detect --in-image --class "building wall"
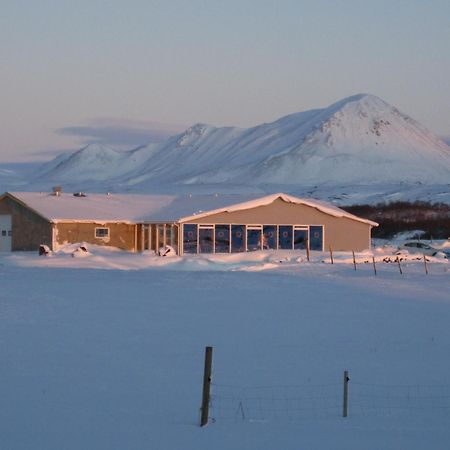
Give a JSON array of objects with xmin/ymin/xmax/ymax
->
[
  {"xmin": 182, "ymin": 198, "xmax": 372, "ymax": 251},
  {"xmin": 55, "ymin": 222, "xmax": 137, "ymax": 251},
  {"xmin": 0, "ymin": 196, "xmax": 53, "ymax": 251}
]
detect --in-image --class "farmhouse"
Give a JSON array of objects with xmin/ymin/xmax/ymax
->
[{"xmin": 0, "ymin": 191, "xmax": 378, "ymax": 254}]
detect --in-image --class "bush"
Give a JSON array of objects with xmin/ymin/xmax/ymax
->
[{"xmin": 343, "ymin": 201, "xmax": 450, "ymax": 239}]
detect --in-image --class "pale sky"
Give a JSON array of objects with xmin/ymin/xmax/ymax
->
[{"xmin": 1, "ymin": 0, "xmax": 450, "ymax": 162}]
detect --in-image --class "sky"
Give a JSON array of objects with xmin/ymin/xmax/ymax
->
[{"xmin": 1, "ymin": 0, "xmax": 450, "ymax": 162}]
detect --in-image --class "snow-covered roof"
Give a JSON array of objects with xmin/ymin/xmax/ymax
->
[
  {"xmin": 176, "ymin": 193, "xmax": 379, "ymax": 226},
  {"xmin": 4, "ymin": 192, "xmax": 378, "ymax": 226}
]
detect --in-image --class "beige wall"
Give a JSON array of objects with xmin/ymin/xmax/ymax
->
[
  {"xmin": 55, "ymin": 222, "xmax": 137, "ymax": 251},
  {"xmin": 182, "ymin": 198, "xmax": 372, "ymax": 251},
  {"xmin": 0, "ymin": 196, "xmax": 53, "ymax": 251}
]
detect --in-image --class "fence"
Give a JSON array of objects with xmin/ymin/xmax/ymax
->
[
  {"xmin": 207, "ymin": 380, "xmax": 450, "ymax": 423},
  {"xmin": 199, "ymin": 348, "xmax": 450, "ymax": 425}
]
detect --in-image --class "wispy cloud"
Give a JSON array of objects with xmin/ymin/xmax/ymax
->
[
  {"xmin": 442, "ymin": 136, "xmax": 450, "ymax": 146},
  {"xmin": 56, "ymin": 118, "xmax": 186, "ymax": 148}
]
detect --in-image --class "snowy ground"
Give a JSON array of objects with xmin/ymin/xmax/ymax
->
[{"xmin": 1, "ymin": 247, "xmax": 449, "ymax": 450}]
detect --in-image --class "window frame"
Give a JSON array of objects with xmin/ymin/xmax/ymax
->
[{"xmin": 95, "ymin": 227, "xmax": 110, "ymax": 239}]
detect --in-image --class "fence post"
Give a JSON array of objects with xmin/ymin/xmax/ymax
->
[
  {"xmin": 329, "ymin": 246, "xmax": 334, "ymax": 264},
  {"xmin": 352, "ymin": 250, "xmax": 356, "ymax": 271},
  {"xmin": 306, "ymin": 239, "xmax": 310, "ymax": 262},
  {"xmin": 343, "ymin": 370, "xmax": 349, "ymax": 417},
  {"xmin": 200, "ymin": 346, "xmax": 213, "ymax": 427},
  {"xmin": 372, "ymin": 256, "xmax": 377, "ymax": 276},
  {"xmin": 396, "ymin": 256, "xmax": 403, "ymax": 275},
  {"xmin": 423, "ymin": 254, "xmax": 428, "ymax": 275}
]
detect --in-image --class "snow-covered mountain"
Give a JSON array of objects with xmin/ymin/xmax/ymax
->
[{"xmin": 35, "ymin": 94, "xmax": 450, "ymax": 190}]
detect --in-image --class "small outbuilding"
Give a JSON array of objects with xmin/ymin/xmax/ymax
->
[{"xmin": 0, "ymin": 191, "xmax": 378, "ymax": 254}]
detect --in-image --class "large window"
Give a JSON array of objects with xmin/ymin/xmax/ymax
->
[
  {"xmin": 263, "ymin": 225, "xmax": 277, "ymax": 250},
  {"xmin": 183, "ymin": 224, "xmax": 198, "ymax": 253},
  {"xmin": 199, "ymin": 225, "xmax": 214, "ymax": 253},
  {"xmin": 215, "ymin": 225, "xmax": 230, "ymax": 253},
  {"xmin": 247, "ymin": 226, "xmax": 262, "ymax": 251},
  {"xmin": 309, "ymin": 225, "xmax": 323, "ymax": 251},
  {"xmin": 231, "ymin": 225, "xmax": 245, "ymax": 252},
  {"xmin": 278, "ymin": 225, "xmax": 293, "ymax": 249}
]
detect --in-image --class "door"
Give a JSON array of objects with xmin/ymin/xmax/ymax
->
[
  {"xmin": 294, "ymin": 227, "xmax": 308, "ymax": 249},
  {"xmin": 199, "ymin": 225, "xmax": 214, "ymax": 253},
  {"xmin": 247, "ymin": 226, "xmax": 262, "ymax": 251},
  {"xmin": 0, "ymin": 215, "xmax": 12, "ymax": 252}
]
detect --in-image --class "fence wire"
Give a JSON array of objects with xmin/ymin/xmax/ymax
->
[
  {"xmin": 210, "ymin": 382, "xmax": 342, "ymax": 422},
  {"xmin": 209, "ymin": 381, "xmax": 450, "ymax": 423}
]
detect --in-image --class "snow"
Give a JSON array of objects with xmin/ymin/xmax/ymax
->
[
  {"xmin": 31, "ymin": 94, "xmax": 450, "ymax": 192},
  {"xmin": 0, "ymin": 247, "xmax": 449, "ymax": 450},
  {"xmin": 5, "ymin": 192, "xmax": 378, "ymax": 225}
]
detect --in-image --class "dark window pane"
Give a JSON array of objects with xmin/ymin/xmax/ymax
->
[
  {"xmin": 215, "ymin": 225, "xmax": 230, "ymax": 253},
  {"xmin": 231, "ymin": 225, "xmax": 245, "ymax": 252},
  {"xmin": 183, "ymin": 224, "xmax": 198, "ymax": 254},
  {"xmin": 263, "ymin": 225, "xmax": 276, "ymax": 249},
  {"xmin": 199, "ymin": 228, "xmax": 214, "ymax": 253},
  {"xmin": 294, "ymin": 229, "xmax": 308, "ymax": 250},
  {"xmin": 309, "ymin": 226, "xmax": 323, "ymax": 251},
  {"xmin": 247, "ymin": 229, "xmax": 262, "ymax": 251},
  {"xmin": 95, "ymin": 228, "xmax": 109, "ymax": 238},
  {"xmin": 278, "ymin": 226, "xmax": 293, "ymax": 249}
]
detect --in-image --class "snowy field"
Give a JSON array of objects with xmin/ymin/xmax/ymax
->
[{"xmin": 1, "ymin": 248, "xmax": 449, "ymax": 450}]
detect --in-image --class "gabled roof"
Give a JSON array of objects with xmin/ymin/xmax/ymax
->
[
  {"xmin": 3, "ymin": 192, "xmax": 378, "ymax": 226},
  {"xmin": 176, "ymin": 193, "xmax": 379, "ymax": 226}
]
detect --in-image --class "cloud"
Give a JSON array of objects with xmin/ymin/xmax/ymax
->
[
  {"xmin": 56, "ymin": 118, "xmax": 186, "ymax": 148},
  {"xmin": 442, "ymin": 136, "xmax": 450, "ymax": 146}
]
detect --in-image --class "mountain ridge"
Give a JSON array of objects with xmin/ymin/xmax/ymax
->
[{"xmin": 35, "ymin": 94, "xmax": 450, "ymax": 189}]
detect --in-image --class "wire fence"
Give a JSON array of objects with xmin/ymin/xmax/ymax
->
[{"xmin": 208, "ymin": 380, "xmax": 450, "ymax": 423}]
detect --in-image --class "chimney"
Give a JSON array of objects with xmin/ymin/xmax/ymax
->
[{"xmin": 52, "ymin": 186, "xmax": 62, "ymax": 197}]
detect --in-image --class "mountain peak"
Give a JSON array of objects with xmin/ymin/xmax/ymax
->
[{"xmin": 176, "ymin": 123, "xmax": 216, "ymax": 147}]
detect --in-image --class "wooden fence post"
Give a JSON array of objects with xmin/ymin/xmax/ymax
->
[
  {"xmin": 352, "ymin": 250, "xmax": 356, "ymax": 271},
  {"xmin": 329, "ymin": 246, "xmax": 334, "ymax": 264},
  {"xmin": 372, "ymin": 256, "xmax": 377, "ymax": 276},
  {"xmin": 200, "ymin": 346, "xmax": 213, "ymax": 427},
  {"xmin": 306, "ymin": 239, "xmax": 310, "ymax": 262},
  {"xmin": 423, "ymin": 254, "xmax": 428, "ymax": 275},
  {"xmin": 343, "ymin": 370, "xmax": 349, "ymax": 417}
]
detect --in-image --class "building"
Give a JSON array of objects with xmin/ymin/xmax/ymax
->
[{"xmin": 0, "ymin": 191, "xmax": 377, "ymax": 253}]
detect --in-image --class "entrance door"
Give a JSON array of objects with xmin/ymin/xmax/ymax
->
[
  {"xmin": 0, "ymin": 215, "xmax": 12, "ymax": 252},
  {"xmin": 294, "ymin": 227, "xmax": 308, "ymax": 250},
  {"xmin": 199, "ymin": 225, "xmax": 214, "ymax": 253}
]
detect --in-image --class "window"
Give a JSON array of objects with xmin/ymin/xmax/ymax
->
[
  {"xmin": 215, "ymin": 225, "xmax": 230, "ymax": 253},
  {"xmin": 309, "ymin": 226, "xmax": 323, "ymax": 251},
  {"xmin": 263, "ymin": 225, "xmax": 277, "ymax": 249},
  {"xmin": 183, "ymin": 224, "xmax": 198, "ymax": 254},
  {"xmin": 1, "ymin": 230, "xmax": 6, "ymax": 237},
  {"xmin": 95, "ymin": 227, "xmax": 109, "ymax": 239},
  {"xmin": 8, "ymin": 231, "xmax": 12, "ymax": 237},
  {"xmin": 231, "ymin": 225, "xmax": 245, "ymax": 252},
  {"xmin": 278, "ymin": 225, "xmax": 293, "ymax": 249}
]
